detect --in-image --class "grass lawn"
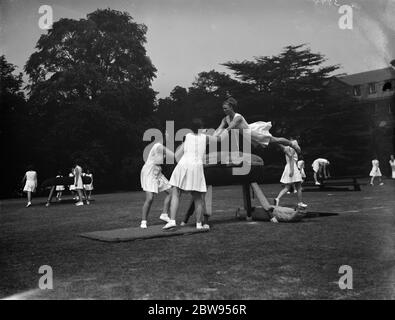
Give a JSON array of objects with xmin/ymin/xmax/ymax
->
[{"xmin": 1, "ymin": 180, "xmax": 394, "ymax": 299}]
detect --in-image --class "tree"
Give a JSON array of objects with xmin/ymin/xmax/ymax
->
[
  {"xmin": 0, "ymin": 55, "xmax": 29, "ymax": 197},
  {"xmin": 23, "ymin": 9, "xmax": 158, "ymax": 190}
]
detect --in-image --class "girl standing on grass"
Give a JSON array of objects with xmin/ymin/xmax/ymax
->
[
  {"xmin": 83, "ymin": 168, "xmax": 94, "ymax": 200},
  {"xmin": 69, "ymin": 168, "xmax": 77, "ymax": 200},
  {"xmin": 274, "ymin": 143, "xmax": 307, "ymax": 210},
  {"xmin": 369, "ymin": 158, "xmax": 384, "ymax": 186},
  {"xmin": 389, "ymin": 155, "xmax": 395, "ymax": 180},
  {"xmin": 74, "ymin": 160, "xmax": 88, "ymax": 206},
  {"xmin": 163, "ymin": 118, "xmax": 222, "ymax": 230},
  {"xmin": 140, "ymin": 140, "xmax": 175, "ymax": 229},
  {"xmin": 22, "ymin": 165, "xmax": 37, "ymax": 207},
  {"xmin": 55, "ymin": 171, "xmax": 64, "ymax": 201}
]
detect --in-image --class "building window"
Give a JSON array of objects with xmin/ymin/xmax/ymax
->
[
  {"xmin": 383, "ymin": 81, "xmax": 393, "ymax": 91},
  {"xmin": 368, "ymin": 82, "xmax": 376, "ymax": 94},
  {"xmin": 353, "ymin": 85, "xmax": 361, "ymax": 96}
]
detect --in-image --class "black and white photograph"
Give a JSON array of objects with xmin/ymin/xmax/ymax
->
[{"xmin": 0, "ymin": 0, "xmax": 394, "ymax": 303}]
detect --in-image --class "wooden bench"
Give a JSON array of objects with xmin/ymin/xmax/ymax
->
[{"xmin": 303, "ymin": 176, "xmax": 366, "ymax": 191}]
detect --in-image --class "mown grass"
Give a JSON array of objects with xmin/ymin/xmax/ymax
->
[{"xmin": 1, "ymin": 180, "xmax": 394, "ymax": 299}]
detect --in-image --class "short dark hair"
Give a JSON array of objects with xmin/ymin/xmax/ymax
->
[
  {"xmin": 223, "ymin": 97, "xmax": 237, "ymax": 109},
  {"xmin": 190, "ymin": 118, "xmax": 204, "ymax": 134}
]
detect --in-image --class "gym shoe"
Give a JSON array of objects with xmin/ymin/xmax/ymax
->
[
  {"xmin": 159, "ymin": 213, "xmax": 170, "ymax": 223},
  {"xmin": 163, "ymin": 220, "xmax": 176, "ymax": 230},
  {"xmin": 298, "ymin": 202, "xmax": 308, "ymax": 208},
  {"xmin": 86, "ymin": 200, "xmax": 90, "ymax": 205},
  {"xmin": 180, "ymin": 222, "xmax": 186, "ymax": 226},
  {"xmin": 140, "ymin": 221, "xmax": 147, "ymax": 229},
  {"xmin": 270, "ymin": 217, "xmax": 279, "ymax": 223},
  {"xmin": 45, "ymin": 202, "xmax": 50, "ymax": 207},
  {"xmin": 202, "ymin": 224, "xmax": 210, "ymax": 230},
  {"xmin": 196, "ymin": 222, "xmax": 203, "ymax": 229},
  {"xmin": 26, "ymin": 202, "xmax": 31, "ymax": 208},
  {"xmin": 379, "ymin": 182, "xmax": 384, "ymax": 186},
  {"xmin": 315, "ymin": 182, "xmax": 321, "ymax": 185},
  {"xmin": 75, "ymin": 201, "xmax": 84, "ymax": 206}
]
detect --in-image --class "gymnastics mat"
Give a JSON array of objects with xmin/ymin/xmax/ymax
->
[{"xmin": 80, "ymin": 224, "xmax": 209, "ymax": 242}]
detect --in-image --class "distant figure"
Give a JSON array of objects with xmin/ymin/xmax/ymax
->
[
  {"xmin": 274, "ymin": 143, "xmax": 307, "ymax": 212},
  {"xmin": 74, "ymin": 160, "xmax": 88, "ymax": 206},
  {"xmin": 83, "ymin": 168, "xmax": 94, "ymax": 201},
  {"xmin": 312, "ymin": 158, "xmax": 330, "ymax": 185},
  {"xmin": 140, "ymin": 141, "xmax": 174, "ymax": 229},
  {"xmin": 370, "ymin": 158, "xmax": 384, "ymax": 186},
  {"xmin": 298, "ymin": 159, "xmax": 306, "ymax": 182},
  {"xmin": 55, "ymin": 171, "xmax": 64, "ymax": 201},
  {"xmin": 389, "ymin": 155, "xmax": 395, "ymax": 179},
  {"xmin": 22, "ymin": 165, "xmax": 37, "ymax": 207},
  {"xmin": 69, "ymin": 168, "xmax": 77, "ymax": 200}
]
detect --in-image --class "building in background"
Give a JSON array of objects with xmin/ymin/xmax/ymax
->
[{"xmin": 336, "ymin": 67, "xmax": 395, "ymax": 175}]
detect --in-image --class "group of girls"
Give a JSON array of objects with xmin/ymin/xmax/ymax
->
[
  {"xmin": 140, "ymin": 97, "xmax": 304, "ymax": 229},
  {"xmin": 22, "ymin": 163, "xmax": 94, "ymax": 207}
]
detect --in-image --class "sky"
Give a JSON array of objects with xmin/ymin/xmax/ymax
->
[{"xmin": 1, "ymin": 0, "xmax": 394, "ymax": 98}]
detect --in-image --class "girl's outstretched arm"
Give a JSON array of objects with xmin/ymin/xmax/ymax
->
[
  {"xmin": 161, "ymin": 145, "xmax": 176, "ymax": 164},
  {"xmin": 225, "ymin": 115, "xmax": 242, "ymax": 131},
  {"xmin": 213, "ymin": 118, "xmax": 227, "ymax": 136},
  {"xmin": 174, "ymin": 143, "xmax": 184, "ymax": 162}
]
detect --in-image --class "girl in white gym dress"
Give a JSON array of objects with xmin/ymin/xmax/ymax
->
[
  {"xmin": 164, "ymin": 119, "xmax": 222, "ymax": 230},
  {"xmin": 214, "ymin": 97, "xmax": 301, "ymax": 154},
  {"xmin": 274, "ymin": 144, "xmax": 307, "ymax": 209},
  {"xmin": 140, "ymin": 142, "xmax": 174, "ymax": 228},
  {"xmin": 370, "ymin": 159, "xmax": 384, "ymax": 186},
  {"xmin": 22, "ymin": 166, "xmax": 37, "ymax": 207}
]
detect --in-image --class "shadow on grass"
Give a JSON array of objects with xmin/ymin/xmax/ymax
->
[
  {"xmin": 40, "ymin": 199, "xmax": 96, "ymax": 205},
  {"xmin": 205, "ymin": 211, "xmax": 339, "ymax": 226},
  {"xmin": 303, "ymin": 187, "xmax": 356, "ymax": 192},
  {"xmin": 304, "ymin": 212, "xmax": 339, "ymax": 218}
]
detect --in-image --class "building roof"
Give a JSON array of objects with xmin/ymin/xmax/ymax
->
[{"xmin": 337, "ymin": 67, "xmax": 395, "ymax": 86}]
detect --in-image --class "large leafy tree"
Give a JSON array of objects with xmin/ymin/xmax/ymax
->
[
  {"xmin": 25, "ymin": 8, "xmax": 156, "ymax": 117},
  {"xmin": 158, "ymin": 44, "xmax": 368, "ymax": 179},
  {"xmin": 24, "ymin": 9, "xmax": 158, "ymax": 189},
  {"xmin": 0, "ymin": 55, "xmax": 30, "ymax": 197},
  {"xmin": 222, "ymin": 44, "xmax": 342, "ymax": 132}
]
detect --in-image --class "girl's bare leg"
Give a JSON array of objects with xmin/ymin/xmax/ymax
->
[
  {"xmin": 76, "ymin": 190, "xmax": 84, "ymax": 203},
  {"xmin": 162, "ymin": 189, "xmax": 172, "ymax": 214},
  {"xmin": 295, "ymin": 182, "xmax": 303, "ymax": 203},
  {"xmin": 27, "ymin": 191, "xmax": 31, "ymax": 203},
  {"xmin": 169, "ymin": 188, "xmax": 180, "ymax": 221},
  {"xmin": 269, "ymin": 136, "xmax": 301, "ymax": 153},
  {"xmin": 191, "ymin": 191, "xmax": 204, "ymax": 226},
  {"xmin": 142, "ymin": 192, "xmax": 154, "ymax": 221},
  {"xmin": 275, "ymin": 185, "xmax": 291, "ymax": 205},
  {"xmin": 183, "ymin": 198, "xmax": 195, "ymax": 224}
]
